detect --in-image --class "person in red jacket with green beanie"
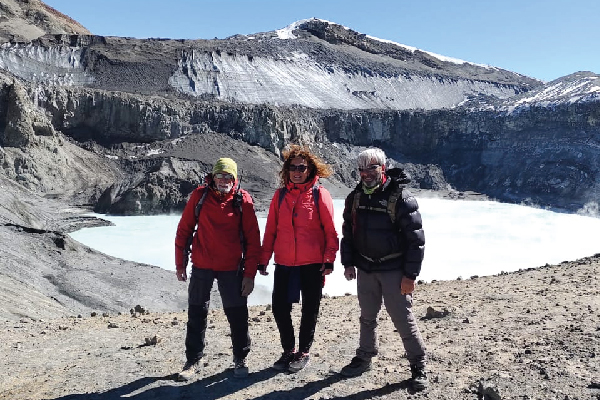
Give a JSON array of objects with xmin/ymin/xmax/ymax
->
[
  {"xmin": 174, "ymin": 157, "xmax": 261, "ymax": 381},
  {"xmin": 259, "ymin": 145, "xmax": 339, "ymax": 373}
]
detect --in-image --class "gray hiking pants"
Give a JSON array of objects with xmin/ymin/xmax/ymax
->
[{"xmin": 356, "ymin": 268, "xmax": 427, "ymax": 368}]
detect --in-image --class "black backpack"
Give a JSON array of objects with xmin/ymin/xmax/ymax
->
[{"xmin": 350, "ymin": 186, "xmax": 402, "ymax": 224}]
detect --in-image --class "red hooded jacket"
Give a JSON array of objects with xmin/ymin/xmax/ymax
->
[
  {"xmin": 175, "ymin": 183, "xmax": 261, "ymax": 278},
  {"xmin": 260, "ymin": 175, "xmax": 338, "ymax": 267}
]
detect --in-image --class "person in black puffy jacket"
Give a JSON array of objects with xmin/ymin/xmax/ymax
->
[{"xmin": 339, "ymin": 148, "xmax": 429, "ymax": 391}]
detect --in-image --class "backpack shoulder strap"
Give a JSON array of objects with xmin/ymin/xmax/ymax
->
[
  {"xmin": 387, "ymin": 186, "xmax": 403, "ymax": 224},
  {"xmin": 185, "ymin": 186, "xmax": 208, "ymax": 264},
  {"xmin": 277, "ymin": 187, "xmax": 287, "ymax": 210},
  {"xmin": 312, "ymin": 184, "xmax": 324, "ymax": 228},
  {"xmin": 233, "ymin": 190, "xmax": 244, "ymax": 214},
  {"xmin": 312, "ymin": 184, "xmax": 320, "ymax": 212},
  {"xmin": 277, "ymin": 185, "xmax": 321, "ymax": 226},
  {"xmin": 351, "ymin": 190, "xmax": 361, "ymax": 222},
  {"xmin": 278, "ymin": 185, "xmax": 320, "ymax": 210},
  {"xmin": 194, "ymin": 186, "xmax": 209, "ymax": 219},
  {"xmin": 350, "ymin": 186, "xmax": 401, "ymax": 231},
  {"xmin": 234, "ymin": 190, "xmax": 246, "ymax": 260}
]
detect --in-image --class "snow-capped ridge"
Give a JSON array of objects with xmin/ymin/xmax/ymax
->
[
  {"xmin": 503, "ymin": 71, "xmax": 600, "ymax": 112},
  {"xmin": 276, "ymin": 18, "xmax": 325, "ymax": 39},
  {"xmin": 277, "ymin": 18, "xmax": 494, "ymax": 70},
  {"xmin": 366, "ymin": 34, "xmax": 492, "ymax": 69},
  {"xmin": 0, "ymin": 17, "xmax": 541, "ymax": 112}
]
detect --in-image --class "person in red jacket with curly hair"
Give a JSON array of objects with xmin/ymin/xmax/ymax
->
[
  {"xmin": 174, "ymin": 157, "xmax": 261, "ymax": 381},
  {"xmin": 259, "ymin": 145, "xmax": 339, "ymax": 373}
]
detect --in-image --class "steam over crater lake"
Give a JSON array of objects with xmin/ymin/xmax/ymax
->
[{"xmin": 70, "ymin": 198, "xmax": 600, "ymax": 305}]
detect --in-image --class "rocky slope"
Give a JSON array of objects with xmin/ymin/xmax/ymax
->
[
  {"xmin": 0, "ymin": 19, "xmax": 539, "ymax": 109},
  {"xmin": 0, "ymin": 14, "xmax": 598, "ymax": 214},
  {"xmin": 0, "ymin": 0, "xmax": 90, "ymax": 43},
  {"xmin": 0, "ymin": 2, "xmax": 598, "ymax": 318},
  {"xmin": 0, "ymin": 174, "xmax": 189, "ymax": 321},
  {"xmin": 323, "ymin": 73, "xmax": 600, "ymax": 211},
  {"xmin": 0, "ymin": 63, "xmax": 450, "ymax": 213},
  {"xmin": 6, "ymin": 69, "xmax": 596, "ymax": 213},
  {"xmin": 1, "ymin": 255, "xmax": 598, "ymax": 400},
  {"xmin": 0, "ymin": 6, "xmax": 599, "ymax": 399}
]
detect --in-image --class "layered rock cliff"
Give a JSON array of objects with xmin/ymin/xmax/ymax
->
[
  {"xmin": 1, "ymin": 0, "xmax": 600, "ymax": 323},
  {"xmin": 0, "ymin": 14, "xmax": 598, "ymax": 216}
]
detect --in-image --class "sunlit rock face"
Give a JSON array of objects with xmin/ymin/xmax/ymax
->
[
  {"xmin": 166, "ymin": 18, "xmax": 538, "ymax": 110},
  {"xmin": 0, "ymin": 19, "xmax": 538, "ymax": 110},
  {"xmin": 0, "ymin": 42, "xmax": 93, "ymax": 86},
  {"xmin": 168, "ymin": 49, "xmax": 522, "ymax": 110},
  {"xmin": 0, "ymin": 17, "xmax": 598, "ymax": 214}
]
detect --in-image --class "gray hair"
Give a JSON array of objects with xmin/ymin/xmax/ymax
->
[{"xmin": 357, "ymin": 148, "xmax": 387, "ymax": 168}]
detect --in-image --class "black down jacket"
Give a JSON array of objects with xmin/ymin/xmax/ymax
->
[{"xmin": 340, "ymin": 168, "xmax": 425, "ymax": 279}]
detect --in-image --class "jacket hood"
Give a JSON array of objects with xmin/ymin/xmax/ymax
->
[
  {"xmin": 385, "ymin": 167, "xmax": 411, "ymax": 185},
  {"xmin": 286, "ymin": 174, "xmax": 320, "ymax": 191}
]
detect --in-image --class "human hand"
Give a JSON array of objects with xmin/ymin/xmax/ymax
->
[
  {"xmin": 344, "ymin": 266, "xmax": 356, "ymax": 281},
  {"xmin": 241, "ymin": 277, "xmax": 255, "ymax": 297},
  {"xmin": 176, "ymin": 269, "xmax": 187, "ymax": 282},
  {"xmin": 257, "ymin": 264, "xmax": 268, "ymax": 276},
  {"xmin": 400, "ymin": 276, "xmax": 415, "ymax": 295},
  {"xmin": 320, "ymin": 263, "xmax": 334, "ymax": 276}
]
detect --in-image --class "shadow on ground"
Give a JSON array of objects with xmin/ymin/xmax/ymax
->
[{"xmin": 51, "ymin": 368, "xmax": 416, "ymax": 399}]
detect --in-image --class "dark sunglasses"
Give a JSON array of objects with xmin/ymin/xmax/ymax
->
[
  {"xmin": 358, "ymin": 164, "xmax": 380, "ymax": 173},
  {"xmin": 289, "ymin": 164, "xmax": 308, "ymax": 173},
  {"xmin": 214, "ymin": 173, "xmax": 234, "ymax": 180}
]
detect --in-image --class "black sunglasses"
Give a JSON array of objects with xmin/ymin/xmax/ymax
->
[
  {"xmin": 358, "ymin": 164, "xmax": 380, "ymax": 172},
  {"xmin": 289, "ymin": 164, "xmax": 308, "ymax": 172}
]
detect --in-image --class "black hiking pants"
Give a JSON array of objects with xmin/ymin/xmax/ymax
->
[
  {"xmin": 272, "ymin": 263, "xmax": 323, "ymax": 354},
  {"xmin": 185, "ymin": 267, "xmax": 251, "ymax": 362}
]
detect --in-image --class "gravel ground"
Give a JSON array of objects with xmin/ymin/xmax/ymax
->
[{"xmin": 1, "ymin": 255, "xmax": 598, "ymax": 400}]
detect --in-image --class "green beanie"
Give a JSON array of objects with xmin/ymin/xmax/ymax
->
[{"xmin": 212, "ymin": 157, "xmax": 238, "ymax": 180}]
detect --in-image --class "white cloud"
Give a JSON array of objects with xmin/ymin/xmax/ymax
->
[{"xmin": 70, "ymin": 198, "xmax": 600, "ymax": 306}]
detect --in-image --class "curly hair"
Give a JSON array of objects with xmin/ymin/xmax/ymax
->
[{"xmin": 279, "ymin": 145, "xmax": 332, "ymax": 187}]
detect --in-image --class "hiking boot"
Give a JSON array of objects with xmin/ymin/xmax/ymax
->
[
  {"xmin": 288, "ymin": 352, "xmax": 310, "ymax": 373},
  {"xmin": 233, "ymin": 357, "xmax": 248, "ymax": 378},
  {"xmin": 340, "ymin": 356, "xmax": 372, "ymax": 377},
  {"xmin": 410, "ymin": 365, "xmax": 429, "ymax": 391},
  {"xmin": 176, "ymin": 359, "xmax": 202, "ymax": 382},
  {"xmin": 272, "ymin": 350, "xmax": 296, "ymax": 371}
]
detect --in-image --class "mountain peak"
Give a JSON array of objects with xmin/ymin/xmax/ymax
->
[{"xmin": 272, "ymin": 18, "xmax": 515, "ymax": 75}]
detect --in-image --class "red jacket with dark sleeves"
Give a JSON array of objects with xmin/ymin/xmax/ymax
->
[
  {"xmin": 260, "ymin": 175, "xmax": 339, "ymax": 267},
  {"xmin": 174, "ymin": 185, "xmax": 261, "ymax": 278}
]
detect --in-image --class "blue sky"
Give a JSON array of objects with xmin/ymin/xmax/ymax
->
[{"xmin": 43, "ymin": 0, "xmax": 598, "ymax": 82}]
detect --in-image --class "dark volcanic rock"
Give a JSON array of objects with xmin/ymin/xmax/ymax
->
[
  {"xmin": 0, "ymin": 175, "xmax": 188, "ymax": 320},
  {"xmin": 1, "ymin": 12, "xmax": 597, "ymax": 214}
]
